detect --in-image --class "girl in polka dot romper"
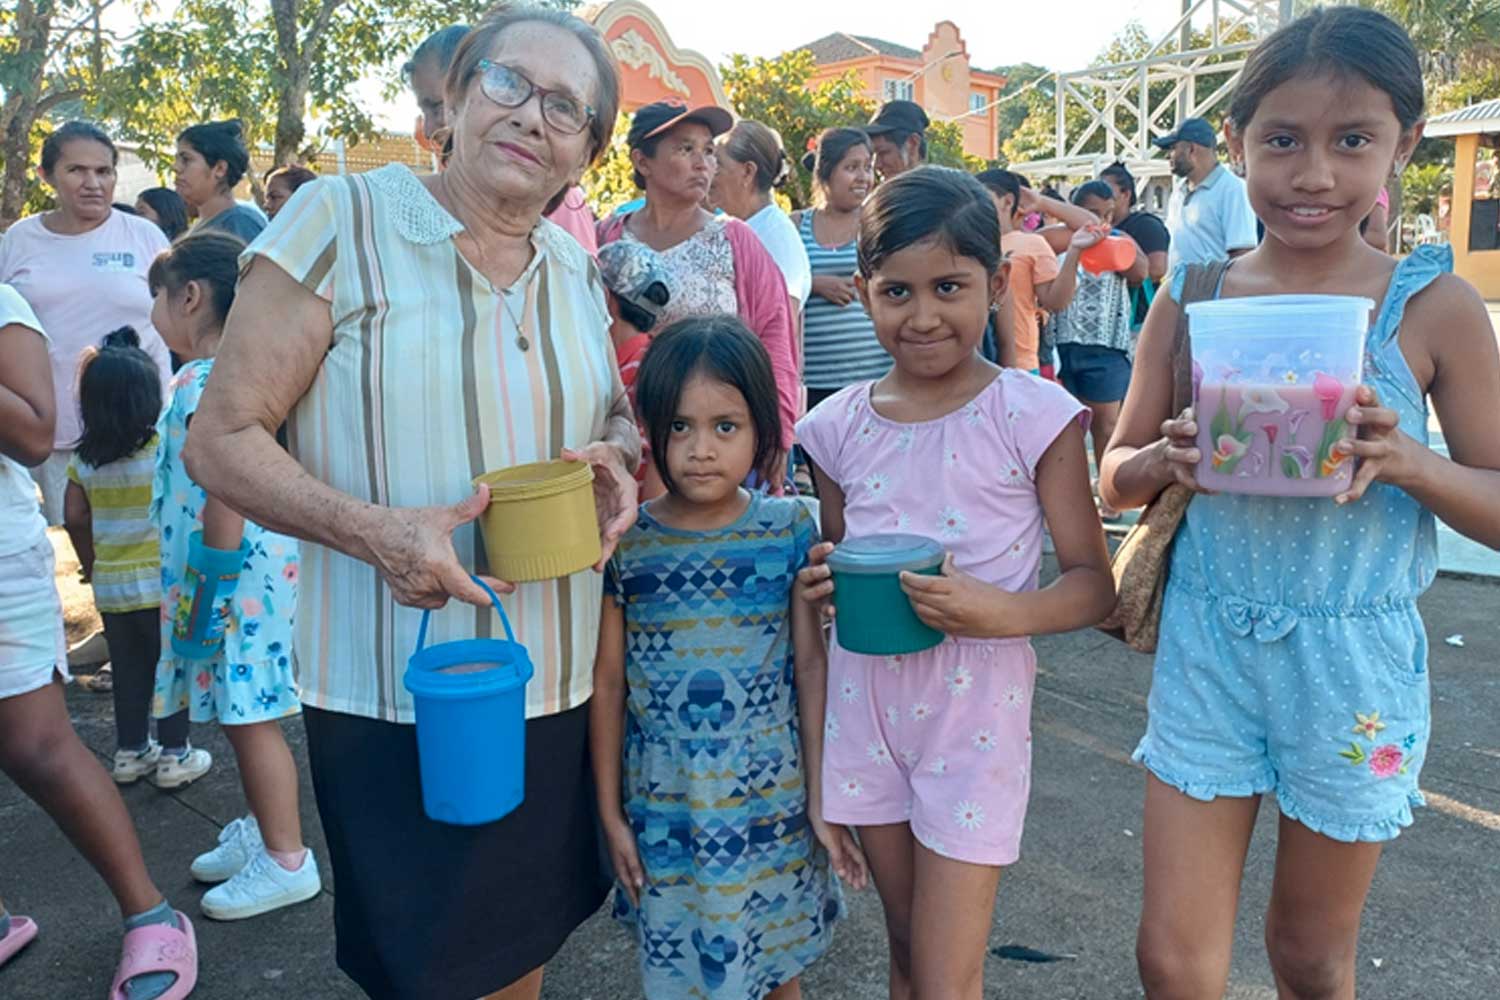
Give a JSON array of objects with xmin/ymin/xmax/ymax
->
[
  {"xmin": 1101, "ymin": 10, "xmax": 1500, "ymax": 998},
  {"xmin": 797, "ymin": 167, "xmax": 1116, "ymax": 997}
]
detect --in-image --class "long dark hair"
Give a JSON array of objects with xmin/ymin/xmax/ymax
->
[
  {"xmin": 136, "ymin": 187, "xmax": 189, "ymax": 240},
  {"xmin": 633, "ymin": 315, "xmax": 781, "ymax": 497},
  {"xmin": 859, "ymin": 166, "xmax": 1002, "ymax": 278},
  {"xmin": 75, "ymin": 327, "xmax": 162, "ymax": 468},
  {"xmin": 148, "ymin": 231, "xmax": 244, "ymax": 327},
  {"xmin": 801, "ymin": 127, "xmax": 872, "ymax": 186},
  {"xmin": 1229, "ymin": 7, "xmax": 1424, "ymax": 131}
]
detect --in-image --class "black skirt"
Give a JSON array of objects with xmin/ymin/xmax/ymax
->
[{"xmin": 303, "ymin": 702, "xmax": 610, "ymax": 1000}]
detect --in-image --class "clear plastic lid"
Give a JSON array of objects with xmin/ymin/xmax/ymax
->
[{"xmin": 826, "ymin": 533, "xmax": 945, "ymax": 575}]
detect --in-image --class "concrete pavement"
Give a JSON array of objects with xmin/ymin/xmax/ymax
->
[{"xmin": 2, "ymin": 572, "xmax": 1497, "ymax": 999}]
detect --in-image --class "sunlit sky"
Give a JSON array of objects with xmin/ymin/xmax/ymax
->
[{"xmin": 366, "ymin": 0, "xmax": 1187, "ymax": 130}]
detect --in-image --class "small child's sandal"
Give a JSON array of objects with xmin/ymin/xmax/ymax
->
[{"xmin": 0, "ymin": 915, "xmax": 38, "ymax": 968}]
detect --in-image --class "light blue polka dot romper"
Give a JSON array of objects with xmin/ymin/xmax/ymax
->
[{"xmin": 1136, "ymin": 245, "xmax": 1451, "ymax": 842}]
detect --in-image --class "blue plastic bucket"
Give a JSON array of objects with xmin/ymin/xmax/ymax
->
[
  {"xmin": 170, "ymin": 531, "xmax": 249, "ymax": 660},
  {"xmin": 403, "ymin": 579, "xmax": 534, "ymax": 826}
]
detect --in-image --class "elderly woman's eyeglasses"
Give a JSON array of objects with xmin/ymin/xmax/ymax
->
[{"xmin": 476, "ymin": 60, "xmax": 594, "ymax": 136}]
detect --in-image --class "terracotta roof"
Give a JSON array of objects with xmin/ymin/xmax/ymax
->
[{"xmin": 797, "ymin": 32, "xmax": 921, "ymax": 64}]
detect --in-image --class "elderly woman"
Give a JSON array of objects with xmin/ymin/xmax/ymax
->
[
  {"xmin": 597, "ymin": 100, "xmax": 798, "ymax": 484},
  {"xmin": 184, "ymin": 9, "xmax": 635, "ymax": 999}
]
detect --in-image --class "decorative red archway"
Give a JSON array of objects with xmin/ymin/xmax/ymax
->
[{"xmin": 583, "ymin": 1, "xmax": 731, "ymax": 111}]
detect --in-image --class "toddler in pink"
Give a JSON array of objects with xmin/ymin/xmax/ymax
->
[{"xmin": 798, "ymin": 372, "xmax": 1085, "ymax": 863}]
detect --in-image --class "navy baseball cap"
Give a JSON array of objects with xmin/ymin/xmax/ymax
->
[{"xmin": 1153, "ymin": 117, "xmax": 1218, "ymax": 149}]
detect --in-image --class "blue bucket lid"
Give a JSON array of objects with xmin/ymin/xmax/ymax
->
[
  {"xmin": 826, "ymin": 533, "xmax": 944, "ymax": 575},
  {"xmin": 404, "ymin": 637, "xmax": 533, "ymax": 699}
]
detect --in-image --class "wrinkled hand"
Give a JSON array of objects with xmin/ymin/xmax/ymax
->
[
  {"xmin": 813, "ymin": 274, "xmax": 857, "ymax": 307},
  {"xmin": 364, "ymin": 485, "xmax": 513, "ymax": 609},
  {"xmin": 796, "ymin": 541, "xmax": 836, "ymax": 619},
  {"xmin": 811, "ymin": 816, "xmax": 869, "ymax": 890},
  {"xmin": 1335, "ymin": 385, "xmax": 1411, "ymax": 505},
  {"xmin": 899, "ymin": 553, "xmax": 1010, "ymax": 639},
  {"xmin": 563, "ymin": 443, "xmax": 639, "ymax": 570},
  {"xmin": 1158, "ymin": 406, "xmax": 1213, "ymax": 494},
  {"xmin": 602, "ymin": 813, "xmax": 646, "ymax": 906}
]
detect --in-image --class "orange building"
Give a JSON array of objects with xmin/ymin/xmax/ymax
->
[
  {"xmin": 797, "ymin": 22, "xmax": 1006, "ymax": 161},
  {"xmin": 583, "ymin": 0, "xmax": 730, "ymax": 112}
]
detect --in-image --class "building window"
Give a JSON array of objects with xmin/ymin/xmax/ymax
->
[
  {"xmin": 970, "ymin": 92, "xmax": 987, "ymax": 114},
  {"xmin": 882, "ymin": 78, "xmax": 914, "ymax": 102}
]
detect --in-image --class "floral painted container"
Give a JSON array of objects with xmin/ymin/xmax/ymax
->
[{"xmin": 1186, "ymin": 294, "xmax": 1372, "ymax": 497}]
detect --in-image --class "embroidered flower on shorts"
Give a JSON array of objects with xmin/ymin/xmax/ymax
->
[
  {"xmin": 1352, "ymin": 711, "xmax": 1386, "ymax": 741},
  {"xmin": 937, "ymin": 506, "xmax": 968, "ymax": 539},
  {"xmin": 1001, "ymin": 685, "xmax": 1025, "ymax": 710},
  {"xmin": 866, "ymin": 742, "xmax": 893, "ymax": 766},
  {"xmin": 884, "ymin": 705, "xmax": 900, "ymax": 726},
  {"xmin": 972, "ymin": 729, "xmax": 997, "ymax": 753},
  {"xmin": 839, "ymin": 678, "xmax": 860, "ymax": 703},
  {"xmin": 910, "ymin": 701, "xmax": 933, "ymax": 722},
  {"xmin": 1368, "ymin": 744, "xmax": 1405, "ymax": 778},
  {"xmin": 839, "ymin": 776, "xmax": 864, "ymax": 798},
  {"xmin": 825, "ymin": 711, "xmax": 840, "ymax": 743},
  {"xmin": 928, "ymin": 756, "xmax": 948, "ymax": 776},
  {"xmin": 953, "ymin": 800, "xmax": 986, "ymax": 831},
  {"xmin": 899, "ymin": 748, "xmax": 920, "ymax": 767},
  {"xmin": 884, "ymin": 654, "xmax": 905, "ymax": 673},
  {"xmin": 946, "ymin": 665, "xmax": 973, "ymax": 697},
  {"xmin": 865, "ymin": 472, "xmax": 891, "ymax": 497}
]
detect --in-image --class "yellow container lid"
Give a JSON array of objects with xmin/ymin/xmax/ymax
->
[{"xmin": 474, "ymin": 460, "xmax": 594, "ymax": 501}]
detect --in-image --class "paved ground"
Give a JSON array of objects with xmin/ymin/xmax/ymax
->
[{"xmin": 4, "ymin": 534, "xmax": 1497, "ymax": 1000}]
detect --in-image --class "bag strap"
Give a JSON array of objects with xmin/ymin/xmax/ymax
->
[{"xmin": 1169, "ymin": 260, "xmax": 1232, "ymax": 415}]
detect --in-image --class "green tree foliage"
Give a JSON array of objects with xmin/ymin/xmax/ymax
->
[
  {"xmin": 926, "ymin": 120, "xmax": 984, "ymax": 173},
  {"xmin": 719, "ymin": 48, "xmax": 875, "ymax": 209},
  {"xmin": 580, "ymin": 113, "xmax": 636, "ymax": 219}
]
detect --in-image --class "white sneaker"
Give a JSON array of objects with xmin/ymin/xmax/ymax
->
[
  {"xmin": 152, "ymin": 745, "xmax": 212, "ymax": 790},
  {"xmin": 200, "ymin": 847, "xmax": 321, "ymax": 921},
  {"xmin": 190, "ymin": 815, "xmax": 262, "ymax": 883},
  {"xmin": 113, "ymin": 741, "xmax": 163, "ymax": 784}
]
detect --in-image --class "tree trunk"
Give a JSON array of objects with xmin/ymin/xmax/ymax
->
[
  {"xmin": 269, "ymin": 0, "xmax": 342, "ymax": 167},
  {"xmin": 0, "ymin": 1, "xmax": 55, "ymax": 229}
]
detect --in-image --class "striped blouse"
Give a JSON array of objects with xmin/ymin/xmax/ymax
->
[
  {"xmin": 67, "ymin": 438, "xmax": 160, "ymax": 614},
  {"xmin": 244, "ymin": 163, "xmax": 624, "ymax": 724},
  {"xmin": 798, "ymin": 209, "xmax": 890, "ymax": 390}
]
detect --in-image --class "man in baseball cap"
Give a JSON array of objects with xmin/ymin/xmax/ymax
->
[
  {"xmin": 864, "ymin": 99, "xmax": 930, "ymax": 181},
  {"xmin": 1154, "ymin": 117, "xmax": 1257, "ymax": 268}
]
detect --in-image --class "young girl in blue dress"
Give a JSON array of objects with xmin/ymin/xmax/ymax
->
[
  {"xmin": 591, "ymin": 315, "xmax": 866, "ymax": 1000},
  {"xmin": 1101, "ymin": 9, "xmax": 1500, "ymax": 997},
  {"xmin": 147, "ymin": 232, "xmax": 321, "ymax": 921}
]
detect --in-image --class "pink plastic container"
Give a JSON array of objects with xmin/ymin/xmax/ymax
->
[{"xmin": 1186, "ymin": 294, "xmax": 1372, "ymax": 497}]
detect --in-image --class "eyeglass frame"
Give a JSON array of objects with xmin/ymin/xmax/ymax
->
[{"xmin": 474, "ymin": 59, "xmax": 595, "ymax": 136}]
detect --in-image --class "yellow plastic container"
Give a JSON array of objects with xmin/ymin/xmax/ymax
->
[{"xmin": 473, "ymin": 460, "xmax": 600, "ymax": 582}]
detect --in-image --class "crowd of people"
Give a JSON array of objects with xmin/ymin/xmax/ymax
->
[{"xmin": 0, "ymin": 5, "xmax": 1498, "ymax": 1000}]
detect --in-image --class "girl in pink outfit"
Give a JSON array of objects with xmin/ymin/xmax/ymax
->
[{"xmin": 796, "ymin": 166, "xmax": 1116, "ymax": 998}]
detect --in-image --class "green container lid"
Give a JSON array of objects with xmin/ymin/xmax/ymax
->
[{"xmin": 826, "ymin": 534, "xmax": 945, "ymax": 575}]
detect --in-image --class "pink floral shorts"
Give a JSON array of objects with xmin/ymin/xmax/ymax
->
[{"xmin": 821, "ymin": 637, "xmax": 1037, "ymax": 866}]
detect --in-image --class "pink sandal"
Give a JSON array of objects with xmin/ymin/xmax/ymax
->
[
  {"xmin": 109, "ymin": 912, "xmax": 197, "ymax": 999},
  {"xmin": 0, "ymin": 915, "xmax": 38, "ymax": 968}
]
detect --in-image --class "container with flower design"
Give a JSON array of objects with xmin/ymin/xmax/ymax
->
[{"xmin": 1186, "ymin": 294, "xmax": 1372, "ymax": 497}]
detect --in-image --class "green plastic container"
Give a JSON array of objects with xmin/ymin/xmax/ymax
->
[{"xmin": 828, "ymin": 534, "xmax": 946, "ymax": 656}]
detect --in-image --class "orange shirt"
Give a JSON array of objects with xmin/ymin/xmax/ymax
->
[{"xmin": 1002, "ymin": 231, "xmax": 1061, "ymax": 371}]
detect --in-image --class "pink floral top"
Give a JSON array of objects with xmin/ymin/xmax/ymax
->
[{"xmin": 796, "ymin": 371, "xmax": 1087, "ymax": 603}]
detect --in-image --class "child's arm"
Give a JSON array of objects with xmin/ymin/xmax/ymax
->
[
  {"xmin": 1337, "ymin": 276, "xmax": 1500, "ymax": 549},
  {"xmin": 201, "ymin": 494, "xmax": 247, "ymax": 552},
  {"xmin": 795, "ymin": 460, "xmax": 844, "ymax": 619},
  {"xmin": 63, "ymin": 481, "xmax": 95, "ymax": 583},
  {"xmin": 589, "ymin": 597, "xmax": 644, "ymax": 904},
  {"xmin": 901, "ymin": 422, "xmax": 1116, "ymax": 638},
  {"xmin": 791, "ymin": 579, "xmax": 868, "ymax": 890}
]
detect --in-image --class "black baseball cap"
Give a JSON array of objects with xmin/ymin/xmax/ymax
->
[
  {"xmin": 627, "ymin": 98, "xmax": 733, "ymax": 148},
  {"xmin": 1153, "ymin": 117, "xmax": 1218, "ymax": 149},
  {"xmin": 864, "ymin": 100, "xmax": 930, "ymax": 137}
]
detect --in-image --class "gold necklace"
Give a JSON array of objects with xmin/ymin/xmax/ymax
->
[{"xmin": 442, "ymin": 178, "xmax": 532, "ymax": 352}]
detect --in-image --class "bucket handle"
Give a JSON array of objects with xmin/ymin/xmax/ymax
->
[{"xmin": 414, "ymin": 576, "xmax": 518, "ymax": 653}]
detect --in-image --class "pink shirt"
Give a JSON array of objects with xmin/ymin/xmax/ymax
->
[
  {"xmin": 545, "ymin": 187, "xmax": 598, "ymax": 256},
  {"xmin": 796, "ymin": 372, "xmax": 1086, "ymax": 599},
  {"xmin": 0, "ymin": 210, "xmax": 171, "ymax": 449}
]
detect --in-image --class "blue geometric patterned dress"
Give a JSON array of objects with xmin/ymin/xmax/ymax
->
[{"xmin": 606, "ymin": 493, "xmax": 842, "ymax": 999}]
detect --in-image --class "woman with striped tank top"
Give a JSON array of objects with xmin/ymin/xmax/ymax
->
[{"xmin": 795, "ymin": 128, "xmax": 887, "ymax": 411}]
